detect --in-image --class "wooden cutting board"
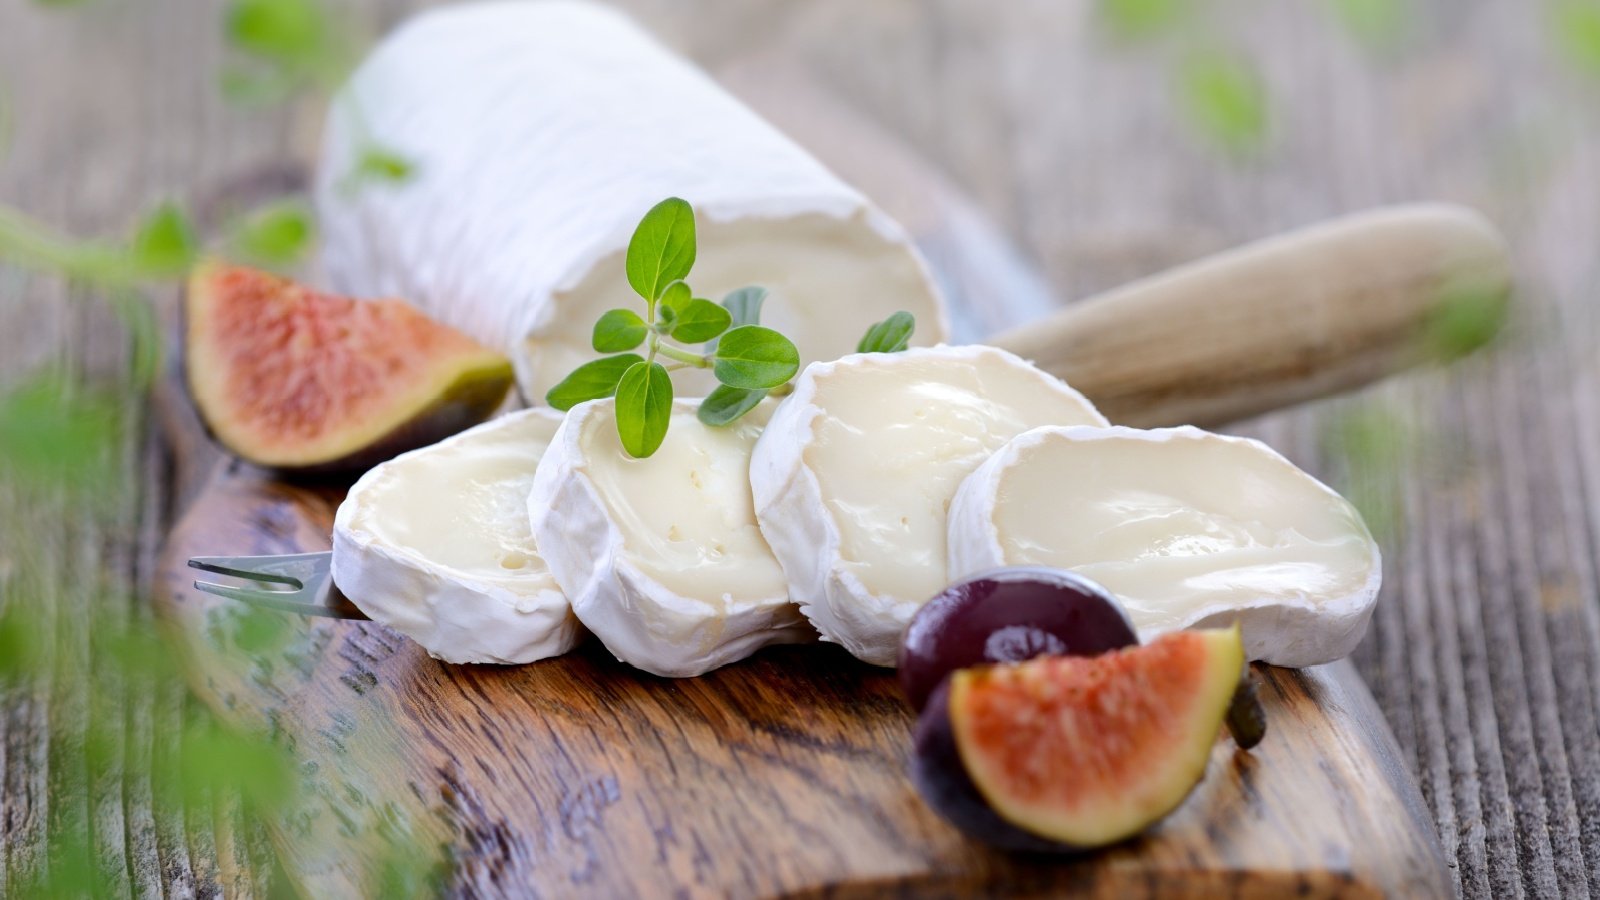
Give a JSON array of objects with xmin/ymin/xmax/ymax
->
[{"xmin": 151, "ymin": 63, "xmax": 1474, "ymax": 898}]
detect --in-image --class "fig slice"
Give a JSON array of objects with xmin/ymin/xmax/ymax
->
[
  {"xmin": 925, "ymin": 627, "xmax": 1246, "ymax": 850},
  {"xmin": 185, "ymin": 261, "xmax": 515, "ymax": 472}
]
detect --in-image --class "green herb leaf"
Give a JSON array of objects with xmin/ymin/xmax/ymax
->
[
  {"xmin": 721, "ymin": 286, "xmax": 768, "ymax": 327},
  {"xmin": 614, "ymin": 360, "xmax": 673, "ymax": 458},
  {"xmin": 671, "ymin": 298, "xmax": 733, "ymax": 343},
  {"xmin": 228, "ymin": 200, "xmax": 313, "ymax": 268},
  {"xmin": 660, "ymin": 279, "xmax": 691, "ymax": 316},
  {"xmin": 697, "ymin": 384, "xmax": 768, "ymax": 426},
  {"xmin": 712, "ymin": 325, "xmax": 800, "ymax": 390},
  {"xmin": 592, "ymin": 309, "xmax": 648, "ymax": 352},
  {"xmin": 856, "ymin": 311, "xmax": 916, "ymax": 353},
  {"xmin": 656, "ymin": 303, "xmax": 678, "ymax": 332},
  {"xmin": 130, "ymin": 202, "xmax": 198, "ymax": 278},
  {"xmin": 625, "ymin": 197, "xmax": 695, "ymax": 301},
  {"xmin": 545, "ymin": 353, "xmax": 643, "ymax": 410}
]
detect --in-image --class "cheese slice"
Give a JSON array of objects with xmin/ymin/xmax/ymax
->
[
  {"xmin": 527, "ymin": 398, "xmax": 812, "ymax": 677},
  {"xmin": 331, "ymin": 409, "xmax": 582, "ymax": 664},
  {"xmin": 749, "ymin": 345, "xmax": 1109, "ymax": 666},
  {"xmin": 947, "ymin": 425, "xmax": 1382, "ymax": 667},
  {"xmin": 317, "ymin": 0, "xmax": 948, "ymax": 402}
]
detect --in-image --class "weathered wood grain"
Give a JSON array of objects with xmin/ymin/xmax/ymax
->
[
  {"xmin": 8, "ymin": 0, "xmax": 1600, "ymax": 897},
  {"xmin": 154, "ymin": 455, "xmax": 1449, "ymax": 898}
]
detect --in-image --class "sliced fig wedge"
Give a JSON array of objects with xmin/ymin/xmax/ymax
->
[
  {"xmin": 915, "ymin": 626, "xmax": 1247, "ymax": 851},
  {"xmin": 185, "ymin": 261, "xmax": 514, "ymax": 473}
]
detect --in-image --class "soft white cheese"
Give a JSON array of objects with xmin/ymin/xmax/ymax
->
[
  {"xmin": 317, "ymin": 0, "xmax": 948, "ymax": 402},
  {"xmin": 947, "ymin": 425, "xmax": 1382, "ymax": 667},
  {"xmin": 331, "ymin": 409, "xmax": 582, "ymax": 664},
  {"xmin": 749, "ymin": 345, "xmax": 1108, "ymax": 666},
  {"xmin": 527, "ymin": 398, "xmax": 812, "ymax": 677}
]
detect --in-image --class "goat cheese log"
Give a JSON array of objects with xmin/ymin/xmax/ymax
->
[
  {"xmin": 947, "ymin": 425, "xmax": 1383, "ymax": 667},
  {"xmin": 332, "ymin": 409, "xmax": 582, "ymax": 664},
  {"xmin": 317, "ymin": 0, "xmax": 948, "ymax": 403}
]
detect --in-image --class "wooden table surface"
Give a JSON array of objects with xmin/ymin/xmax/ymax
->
[{"xmin": 3, "ymin": 1, "xmax": 1598, "ymax": 898}]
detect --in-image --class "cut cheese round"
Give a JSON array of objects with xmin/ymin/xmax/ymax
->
[
  {"xmin": 331, "ymin": 408, "xmax": 582, "ymax": 664},
  {"xmin": 749, "ymin": 345, "xmax": 1108, "ymax": 666},
  {"xmin": 317, "ymin": 0, "xmax": 947, "ymax": 403},
  {"xmin": 527, "ymin": 398, "xmax": 812, "ymax": 677},
  {"xmin": 947, "ymin": 425, "xmax": 1382, "ymax": 667}
]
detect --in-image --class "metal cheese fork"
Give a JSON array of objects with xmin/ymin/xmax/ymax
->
[{"xmin": 188, "ymin": 552, "xmax": 369, "ymax": 620}]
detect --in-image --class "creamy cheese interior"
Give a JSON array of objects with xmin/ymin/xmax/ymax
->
[
  {"xmin": 346, "ymin": 412, "xmax": 562, "ymax": 600},
  {"xmin": 990, "ymin": 430, "xmax": 1377, "ymax": 633},
  {"xmin": 806, "ymin": 352, "xmax": 1106, "ymax": 606},
  {"xmin": 577, "ymin": 402, "xmax": 788, "ymax": 606},
  {"xmin": 526, "ymin": 212, "xmax": 942, "ymax": 400}
]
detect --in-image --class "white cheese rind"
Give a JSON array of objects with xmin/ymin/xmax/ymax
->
[
  {"xmin": 331, "ymin": 408, "xmax": 582, "ymax": 665},
  {"xmin": 317, "ymin": 0, "xmax": 947, "ymax": 401},
  {"xmin": 749, "ymin": 345, "xmax": 1109, "ymax": 666},
  {"xmin": 947, "ymin": 425, "xmax": 1383, "ymax": 667},
  {"xmin": 528, "ymin": 398, "xmax": 812, "ymax": 677}
]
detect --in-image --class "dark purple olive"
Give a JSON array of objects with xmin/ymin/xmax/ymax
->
[{"xmin": 897, "ymin": 566, "xmax": 1137, "ymax": 712}]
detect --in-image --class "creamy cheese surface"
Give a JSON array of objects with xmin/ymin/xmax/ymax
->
[
  {"xmin": 750, "ymin": 346, "xmax": 1108, "ymax": 666},
  {"xmin": 948, "ymin": 425, "xmax": 1382, "ymax": 667},
  {"xmin": 528, "ymin": 398, "xmax": 810, "ymax": 677},
  {"xmin": 350, "ymin": 417, "xmax": 559, "ymax": 591},
  {"xmin": 575, "ymin": 402, "xmax": 788, "ymax": 606},
  {"xmin": 332, "ymin": 409, "xmax": 582, "ymax": 665}
]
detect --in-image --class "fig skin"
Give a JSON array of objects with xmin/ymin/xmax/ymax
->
[
  {"xmin": 898, "ymin": 567, "xmax": 1137, "ymax": 712},
  {"xmin": 911, "ymin": 678, "xmax": 1074, "ymax": 854}
]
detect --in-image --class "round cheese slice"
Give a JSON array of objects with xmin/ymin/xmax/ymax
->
[
  {"xmin": 749, "ymin": 345, "xmax": 1109, "ymax": 666},
  {"xmin": 317, "ymin": 0, "xmax": 948, "ymax": 402},
  {"xmin": 527, "ymin": 398, "xmax": 812, "ymax": 677},
  {"xmin": 331, "ymin": 409, "xmax": 582, "ymax": 665},
  {"xmin": 947, "ymin": 425, "xmax": 1383, "ymax": 667}
]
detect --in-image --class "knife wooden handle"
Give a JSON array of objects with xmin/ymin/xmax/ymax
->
[{"xmin": 989, "ymin": 204, "xmax": 1512, "ymax": 427}]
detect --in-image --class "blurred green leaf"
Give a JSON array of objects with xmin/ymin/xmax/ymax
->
[
  {"xmin": 349, "ymin": 145, "xmax": 416, "ymax": 186},
  {"xmin": 131, "ymin": 202, "xmax": 198, "ymax": 278},
  {"xmin": 1427, "ymin": 273, "xmax": 1509, "ymax": 361},
  {"xmin": 1178, "ymin": 51, "xmax": 1269, "ymax": 155},
  {"xmin": 223, "ymin": 0, "xmax": 351, "ymax": 99},
  {"xmin": 1322, "ymin": 406, "xmax": 1412, "ymax": 543},
  {"xmin": 1328, "ymin": 0, "xmax": 1409, "ymax": 49},
  {"xmin": 0, "ymin": 371, "xmax": 122, "ymax": 494},
  {"xmin": 178, "ymin": 715, "xmax": 299, "ymax": 816},
  {"xmin": 1553, "ymin": 1, "xmax": 1600, "ymax": 77},
  {"xmin": 1098, "ymin": 0, "xmax": 1187, "ymax": 40},
  {"xmin": 228, "ymin": 199, "xmax": 314, "ymax": 268}
]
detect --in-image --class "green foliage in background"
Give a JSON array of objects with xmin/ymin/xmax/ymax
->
[
  {"xmin": 1178, "ymin": 52, "xmax": 1269, "ymax": 155},
  {"xmin": 1553, "ymin": 0, "xmax": 1600, "ymax": 78},
  {"xmin": 1327, "ymin": 0, "xmax": 1410, "ymax": 50}
]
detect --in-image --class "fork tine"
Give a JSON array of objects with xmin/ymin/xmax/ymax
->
[
  {"xmin": 187, "ymin": 557, "xmax": 303, "ymax": 587},
  {"xmin": 192, "ymin": 578, "xmax": 296, "ymax": 606}
]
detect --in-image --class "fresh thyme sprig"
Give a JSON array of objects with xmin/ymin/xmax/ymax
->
[{"xmin": 545, "ymin": 197, "xmax": 918, "ymax": 459}]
